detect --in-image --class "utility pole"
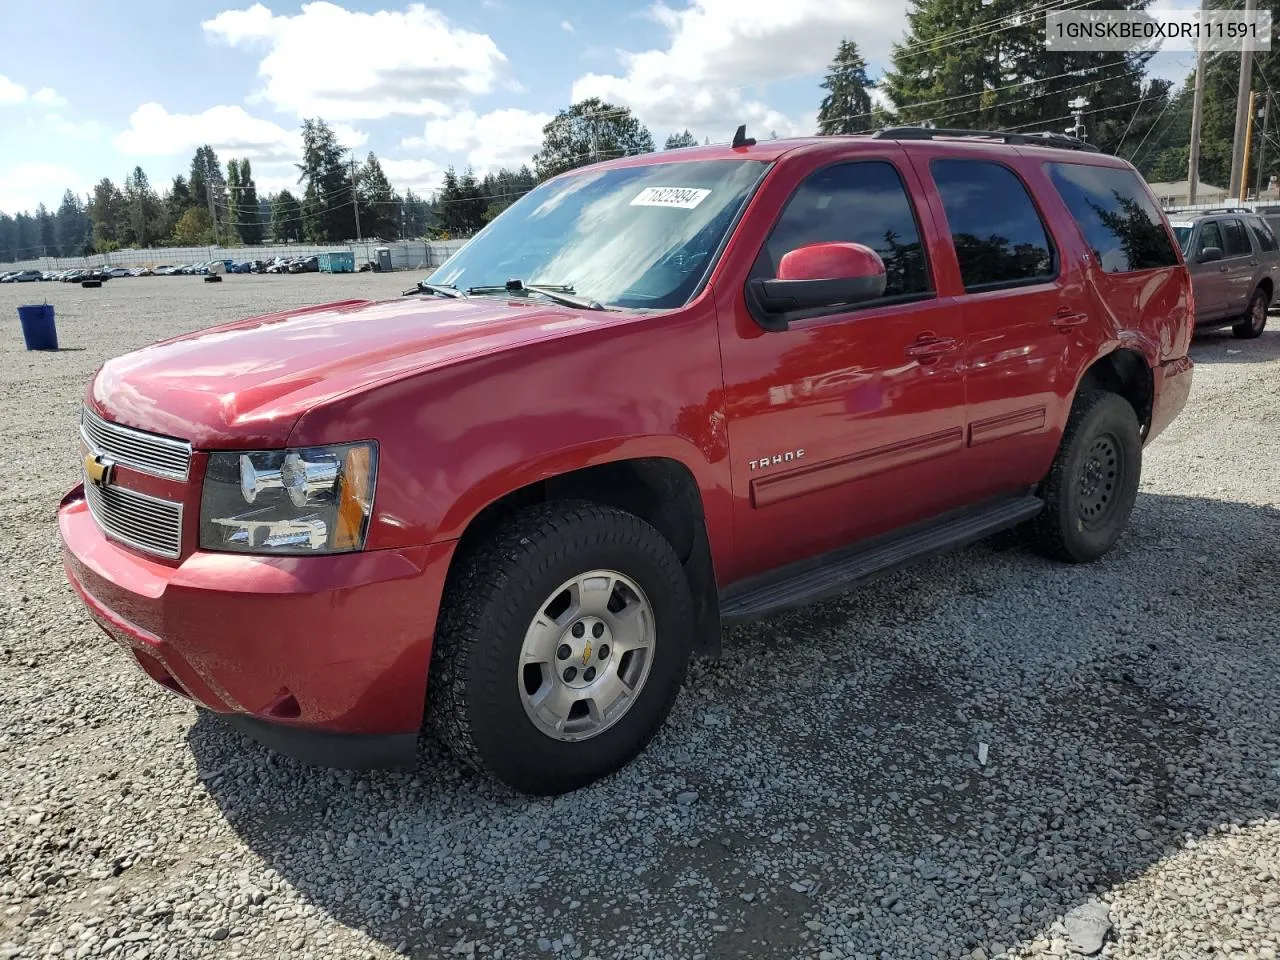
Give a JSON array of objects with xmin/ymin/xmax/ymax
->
[
  {"xmin": 1228, "ymin": 0, "xmax": 1258, "ymax": 200},
  {"xmin": 349, "ymin": 152, "xmax": 362, "ymax": 242},
  {"xmin": 1188, "ymin": 0, "xmax": 1208, "ymax": 205},
  {"xmin": 1255, "ymin": 95, "xmax": 1272, "ymax": 198},
  {"xmin": 1242, "ymin": 91, "xmax": 1259, "ymax": 201}
]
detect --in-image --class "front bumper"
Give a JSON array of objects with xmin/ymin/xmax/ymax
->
[{"xmin": 58, "ymin": 484, "xmax": 456, "ymax": 769}]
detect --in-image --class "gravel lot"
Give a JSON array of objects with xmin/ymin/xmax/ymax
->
[{"xmin": 1, "ymin": 274, "xmax": 1278, "ymax": 960}]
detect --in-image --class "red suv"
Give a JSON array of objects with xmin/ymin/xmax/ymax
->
[{"xmin": 59, "ymin": 127, "xmax": 1194, "ymax": 795}]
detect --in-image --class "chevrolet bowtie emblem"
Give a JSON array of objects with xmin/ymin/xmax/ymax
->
[{"xmin": 84, "ymin": 453, "xmax": 115, "ymax": 487}]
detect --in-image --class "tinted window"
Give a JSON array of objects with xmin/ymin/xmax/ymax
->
[
  {"xmin": 1197, "ymin": 221, "xmax": 1223, "ymax": 256},
  {"xmin": 930, "ymin": 159, "xmax": 1054, "ymax": 290},
  {"xmin": 758, "ymin": 160, "xmax": 930, "ymax": 299},
  {"xmin": 1046, "ymin": 162, "xmax": 1180, "ymax": 272},
  {"xmin": 1172, "ymin": 225, "xmax": 1192, "ymax": 251},
  {"xmin": 1248, "ymin": 217, "xmax": 1278, "ymax": 252},
  {"xmin": 1222, "ymin": 219, "xmax": 1252, "ymax": 257}
]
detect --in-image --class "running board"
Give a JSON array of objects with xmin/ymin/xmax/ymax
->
[{"xmin": 718, "ymin": 495, "xmax": 1044, "ymax": 624}]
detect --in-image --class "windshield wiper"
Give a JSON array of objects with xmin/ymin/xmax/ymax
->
[
  {"xmin": 402, "ymin": 280, "xmax": 465, "ymax": 298},
  {"xmin": 466, "ymin": 279, "xmax": 605, "ymax": 311}
]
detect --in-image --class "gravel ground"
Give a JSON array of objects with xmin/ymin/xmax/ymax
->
[{"xmin": 1, "ymin": 274, "xmax": 1278, "ymax": 960}]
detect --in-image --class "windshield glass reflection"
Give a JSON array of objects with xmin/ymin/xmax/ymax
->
[{"xmin": 427, "ymin": 159, "xmax": 770, "ymax": 310}]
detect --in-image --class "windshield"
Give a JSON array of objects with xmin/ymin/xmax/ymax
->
[
  {"xmin": 426, "ymin": 158, "xmax": 770, "ymax": 310},
  {"xmin": 1171, "ymin": 225, "xmax": 1191, "ymax": 251}
]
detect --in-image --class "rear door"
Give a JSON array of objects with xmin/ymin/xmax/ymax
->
[
  {"xmin": 906, "ymin": 150, "xmax": 1097, "ymax": 499},
  {"xmin": 1220, "ymin": 217, "xmax": 1257, "ymax": 315}
]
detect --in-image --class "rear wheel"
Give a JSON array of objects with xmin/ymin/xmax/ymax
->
[
  {"xmin": 427, "ymin": 501, "xmax": 695, "ymax": 795},
  {"xmin": 1025, "ymin": 390, "xmax": 1142, "ymax": 563},
  {"xmin": 1232, "ymin": 286, "xmax": 1269, "ymax": 339}
]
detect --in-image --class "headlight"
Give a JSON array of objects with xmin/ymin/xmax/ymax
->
[{"xmin": 199, "ymin": 442, "xmax": 377, "ymax": 554}]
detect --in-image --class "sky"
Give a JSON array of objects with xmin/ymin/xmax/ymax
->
[{"xmin": 0, "ymin": 0, "xmax": 1203, "ymax": 217}]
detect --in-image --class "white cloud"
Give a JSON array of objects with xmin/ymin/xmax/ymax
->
[
  {"xmin": 32, "ymin": 87, "xmax": 66, "ymax": 106},
  {"xmin": 402, "ymin": 108, "xmax": 551, "ymax": 174},
  {"xmin": 571, "ymin": 0, "xmax": 900, "ymax": 140},
  {"xmin": 560, "ymin": 19, "xmax": 575, "ymax": 33},
  {"xmin": 332, "ymin": 123, "xmax": 370, "ymax": 149},
  {"xmin": 202, "ymin": 1, "xmax": 510, "ymax": 121},
  {"xmin": 379, "ymin": 157, "xmax": 446, "ymax": 194},
  {"xmin": 0, "ymin": 75, "xmax": 66, "ymax": 107},
  {"xmin": 0, "ymin": 162, "xmax": 85, "ymax": 216},
  {"xmin": 0, "ymin": 76, "xmax": 25, "ymax": 104},
  {"xmin": 114, "ymin": 102, "xmax": 301, "ymax": 161}
]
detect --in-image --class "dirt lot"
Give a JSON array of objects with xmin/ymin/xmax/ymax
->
[{"xmin": 2, "ymin": 274, "xmax": 1279, "ymax": 960}]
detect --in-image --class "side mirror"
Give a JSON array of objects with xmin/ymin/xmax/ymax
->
[
  {"xmin": 1197, "ymin": 246, "xmax": 1224, "ymax": 263},
  {"xmin": 747, "ymin": 242, "xmax": 887, "ymax": 330}
]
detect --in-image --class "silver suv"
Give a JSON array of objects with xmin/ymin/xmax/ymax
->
[{"xmin": 1169, "ymin": 208, "xmax": 1278, "ymax": 339}]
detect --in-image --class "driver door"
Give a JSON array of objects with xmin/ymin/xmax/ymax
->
[{"xmin": 714, "ymin": 151, "xmax": 970, "ymax": 579}]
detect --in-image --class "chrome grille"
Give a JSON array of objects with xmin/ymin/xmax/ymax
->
[
  {"xmin": 83, "ymin": 478, "xmax": 183, "ymax": 560},
  {"xmin": 80, "ymin": 405, "xmax": 192, "ymax": 481}
]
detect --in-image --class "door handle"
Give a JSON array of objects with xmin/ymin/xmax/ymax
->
[
  {"xmin": 1050, "ymin": 310, "xmax": 1089, "ymax": 331},
  {"xmin": 905, "ymin": 335, "xmax": 958, "ymax": 362}
]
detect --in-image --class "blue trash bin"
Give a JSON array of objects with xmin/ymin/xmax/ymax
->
[{"xmin": 17, "ymin": 304, "xmax": 57, "ymax": 351}]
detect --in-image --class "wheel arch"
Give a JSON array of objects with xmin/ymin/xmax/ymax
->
[
  {"xmin": 1075, "ymin": 345, "xmax": 1155, "ymax": 439},
  {"xmin": 447, "ymin": 454, "xmax": 724, "ymax": 659}
]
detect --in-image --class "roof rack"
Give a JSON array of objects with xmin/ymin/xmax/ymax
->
[
  {"xmin": 1199, "ymin": 206, "xmax": 1253, "ymax": 214},
  {"xmin": 870, "ymin": 126, "xmax": 1101, "ymax": 153}
]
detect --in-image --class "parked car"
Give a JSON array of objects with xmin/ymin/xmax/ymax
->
[
  {"xmin": 104, "ymin": 267, "xmax": 132, "ymax": 278},
  {"xmin": 59, "ymin": 126, "xmax": 1195, "ymax": 795},
  {"xmin": 1167, "ymin": 207, "xmax": 1278, "ymax": 338},
  {"xmin": 5, "ymin": 269, "xmax": 43, "ymax": 282}
]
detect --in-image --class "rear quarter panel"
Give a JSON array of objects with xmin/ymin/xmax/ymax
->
[{"xmin": 1021, "ymin": 152, "xmax": 1193, "ymax": 368}]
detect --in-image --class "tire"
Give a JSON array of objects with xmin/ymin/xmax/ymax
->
[
  {"xmin": 427, "ymin": 500, "xmax": 695, "ymax": 795},
  {"xmin": 1025, "ymin": 390, "xmax": 1142, "ymax": 564},
  {"xmin": 1232, "ymin": 286, "xmax": 1269, "ymax": 339}
]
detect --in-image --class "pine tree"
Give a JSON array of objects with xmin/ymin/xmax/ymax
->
[
  {"xmin": 817, "ymin": 40, "xmax": 875, "ymax": 135},
  {"xmin": 881, "ymin": 0, "xmax": 1157, "ymax": 142},
  {"xmin": 122, "ymin": 166, "xmax": 162, "ymax": 248},
  {"xmin": 189, "ymin": 146, "xmax": 226, "ymax": 241},
  {"xmin": 88, "ymin": 178, "xmax": 126, "ymax": 250},
  {"xmin": 664, "ymin": 130, "xmax": 698, "ymax": 149},
  {"xmin": 55, "ymin": 190, "xmax": 90, "ymax": 257},
  {"xmin": 358, "ymin": 152, "xmax": 397, "ymax": 239},
  {"xmin": 36, "ymin": 203, "xmax": 56, "ymax": 256},
  {"xmin": 297, "ymin": 119, "xmax": 351, "ymax": 242},
  {"xmin": 237, "ymin": 159, "xmax": 264, "ymax": 244},
  {"xmin": 270, "ymin": 190, "xmax": 303, "ymax": 242},
  {"xmin": 226, "ymin": 160, "xmax": 243, "ymax": 245}
]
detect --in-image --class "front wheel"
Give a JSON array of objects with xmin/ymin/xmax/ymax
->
[
  {"xmin": 1233, "ymin": 287, "xmax": 1270, "ymax": 339},
  {"xmin": 427, "ymin": 501, "xmax": 695, "ymax": 795},
  {"xmin": 1025, "ymin": 390, "xmax": 1143, "ymax": 563}
]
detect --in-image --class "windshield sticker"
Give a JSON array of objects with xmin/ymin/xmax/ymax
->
[{"xmin": 630, "ymin": 187, "xmax": 711, "ymax": 209}]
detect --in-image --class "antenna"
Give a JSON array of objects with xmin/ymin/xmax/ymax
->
[{"xmin": 732, "ymin": 124, "xmax": 756, "ymax": 148}]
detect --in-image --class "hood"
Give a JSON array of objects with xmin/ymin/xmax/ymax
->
[{"xmin": 89, "ymin": 294, "xmax": 610, "ymax": 449}]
